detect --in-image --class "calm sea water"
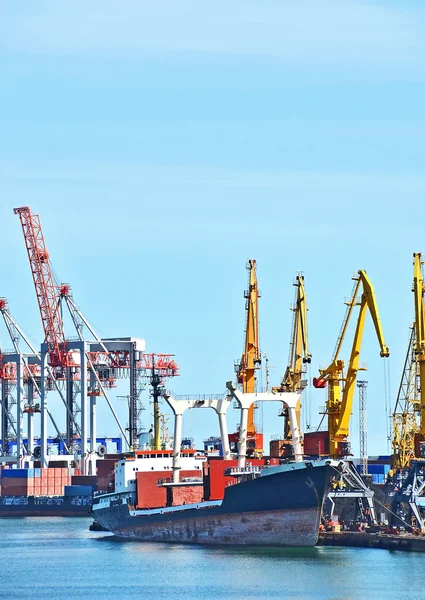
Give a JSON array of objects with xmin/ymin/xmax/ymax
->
[{"xmin": 2, "ymin": 517, "xmax": 425, "ymax": 600}]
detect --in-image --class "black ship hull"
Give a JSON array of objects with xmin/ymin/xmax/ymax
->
[{"xmin": 93, "ymin": 461, "xmax": 337, "ymax": 546}]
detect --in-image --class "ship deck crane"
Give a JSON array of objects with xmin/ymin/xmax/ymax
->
[
  {"xmin": 230, "ymin": 260, "xmax": 262, "ymax": 456},
  {"xmin": 274, "ymin": 274, "xmax": 311, "ymax": 447},
  {"xmin": 313, "ymin": 270, "xmax": 389, "ymax": 459}
]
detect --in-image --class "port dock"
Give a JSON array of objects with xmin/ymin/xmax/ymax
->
[{"xmin": 318, "ymin": 531, "xmax": 425, "ymax": 552}]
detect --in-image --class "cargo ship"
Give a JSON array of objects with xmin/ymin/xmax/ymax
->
[{"xmin": 92, "ymin": 450, "xmax": 341, "ymax": 546}]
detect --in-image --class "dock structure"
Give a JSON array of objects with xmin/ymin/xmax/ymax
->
[{"xmin": 318, "ymin": 531, "xmax": 425, "ymax": 553}]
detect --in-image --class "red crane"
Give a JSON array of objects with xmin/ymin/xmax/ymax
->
[{"xmin": 14, "ymin": 207, "xmax": 70, "ymax": 368}]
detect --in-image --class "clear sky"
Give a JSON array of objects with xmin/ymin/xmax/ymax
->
[{"xmin": 1, "ymin": 1, "xmax": 425, "ymax": 457}]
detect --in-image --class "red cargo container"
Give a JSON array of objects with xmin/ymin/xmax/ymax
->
[
  {"xmin": 303, "ymin": 431, "xmax": 329, "ymax": 455},
  {"xmin": 135, "ymin": 469, "xmax": 201, "ymax": 510},
  {"xmin": 1, "ymin": 477, "xmax": 28, "ymax": 487},
  {"xmin": 206, "ymin": 458, "xmax": 276, "ymax": 501},
  {"xmin": 2, "ymin": 486, "xmax": 28, "ymax": 496}
]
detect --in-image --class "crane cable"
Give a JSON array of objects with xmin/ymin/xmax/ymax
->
[{"xmin": 383, "ymin": 358, "xmax": 392, "ymax": 454}]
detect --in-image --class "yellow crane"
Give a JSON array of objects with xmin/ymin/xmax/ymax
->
[
  {"xmin": 233, "ymin": 259, "xmax": 263, "ymax": 455},
  {"xmin": 313, "ymin": 270, "xmax": 389, "ymax": 459},
  {"xmin": 413, "ymin": 253, "xmax": 425, "ymax": 439},
  {"xmin": 391, "ymin": 326, "xmax": 420, "ymax": 469},
  {"xmin": 392, "ymin": 253, "xmax": 425, "ymax": 468},
  {"xmin": 274, "ymin": 274, "xmax": 311, "ymax": 441}
]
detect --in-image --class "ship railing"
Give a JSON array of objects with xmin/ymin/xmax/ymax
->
[
  {"xmin": 163, "ymin": 391, "xmax": 229, "ymax": 401},
  {"xmin": 225, "ymin": 466, "xmax": 262, "ymax": 477},
  {"xmin": 270, "ymin": 433, "xmax": 289, "ymax": 441},
  {"xmin": 225, "ymin": 479, "xmax": 238, "ymax": 488},
  {"xmin": 157, "ymin": 476, "xmax": 203, "ymax": 485}
]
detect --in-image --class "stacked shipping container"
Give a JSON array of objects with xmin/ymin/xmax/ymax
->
[{"xmin": 1, "ymin": 468, "xmax": 72, "ymax": 497}]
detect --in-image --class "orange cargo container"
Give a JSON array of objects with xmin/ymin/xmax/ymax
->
[
  {"xmin": 170, "ymin": 485, "xmax": 204, "ymax": 506},
  {"xmin": 135, "ymin": 469, "xmax": 202, "ymax": 510}
]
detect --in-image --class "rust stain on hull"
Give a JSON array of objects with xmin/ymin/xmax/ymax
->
[{"xmin": 114, "ymin": 507, "xmax": 321, "ymax": 546}]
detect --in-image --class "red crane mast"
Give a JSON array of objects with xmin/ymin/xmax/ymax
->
[{"xmin": 14, "ymin": 206, "xmax": 69, "ymax": 368}]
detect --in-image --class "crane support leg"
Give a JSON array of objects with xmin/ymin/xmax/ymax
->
[
  {"xmin": 15, "ymin": 355, "xmax": 24, "ymax": 464},
  {"xmin": 238, "ymin": 406, "xmax": 249, "ymax": 468},
  {"xmin": 27, "ymin": 383, "xmax": 34, "ymax": 456},
  {"xmin": 172, "ymin": 412, "xmax": 183, "ymax": 483},
  {"xmin": 89, "ymin": 395, "xmax": 97, "ymax": 476},
  {"xmin": 286, "ymin": 403, "xmax": 303, "ymax": 462},
  {"xmin": 218, "ymin": 411, "xmax": 231, "ymax": 460},
  {"xmin": 80, "ymin": 347, "xmax": 88, "ymax": 475},
  {"xmin": 40, "ymin": 349, "xmax": 48, "ymax": 467}
]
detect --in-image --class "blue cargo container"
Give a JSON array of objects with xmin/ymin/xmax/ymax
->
[
  {"xmin": 368, "ymin": 464, "xmax": 387, "ymax": 475},
  {"xmin": 34, "ymin": 468, "xmax": 41, "ymax": 478},
  {"xmin": 64, "ymin": 485, "xmax": 94, "ymax": 497},
  {"xmin": 2, "ymin": 469, "xmax": 29, "ymax": 478},
  {"xmin": 371, "ymin": 474, "xmax": 385, "ymax": 484}
]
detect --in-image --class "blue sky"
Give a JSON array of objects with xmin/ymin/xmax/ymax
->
[{"xmin": 1, "ymin": 0, "xmax": 425, "ymax": 456}]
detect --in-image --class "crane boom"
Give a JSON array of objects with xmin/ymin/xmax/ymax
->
[
  {"xmin": 280, "ymin": 275, "xmax": 311, "ymax": 393},
  {"xmin": 14, "ymin": 206, "xmax": 68, "ymax": 368},
  {"xmin": 275, "ymin": 275, "xmax": 311, "ymax": 443},
  {"xmin": 237, "ymin": 259, "xmax": 261, "ymax": 433},
  {"xmin": 412, "ymin": 253, "xmax": 425, "ymax": 436},
  {"xmin": 336, "ymin": 271, "xmax": 389, "ymax": 438}
]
